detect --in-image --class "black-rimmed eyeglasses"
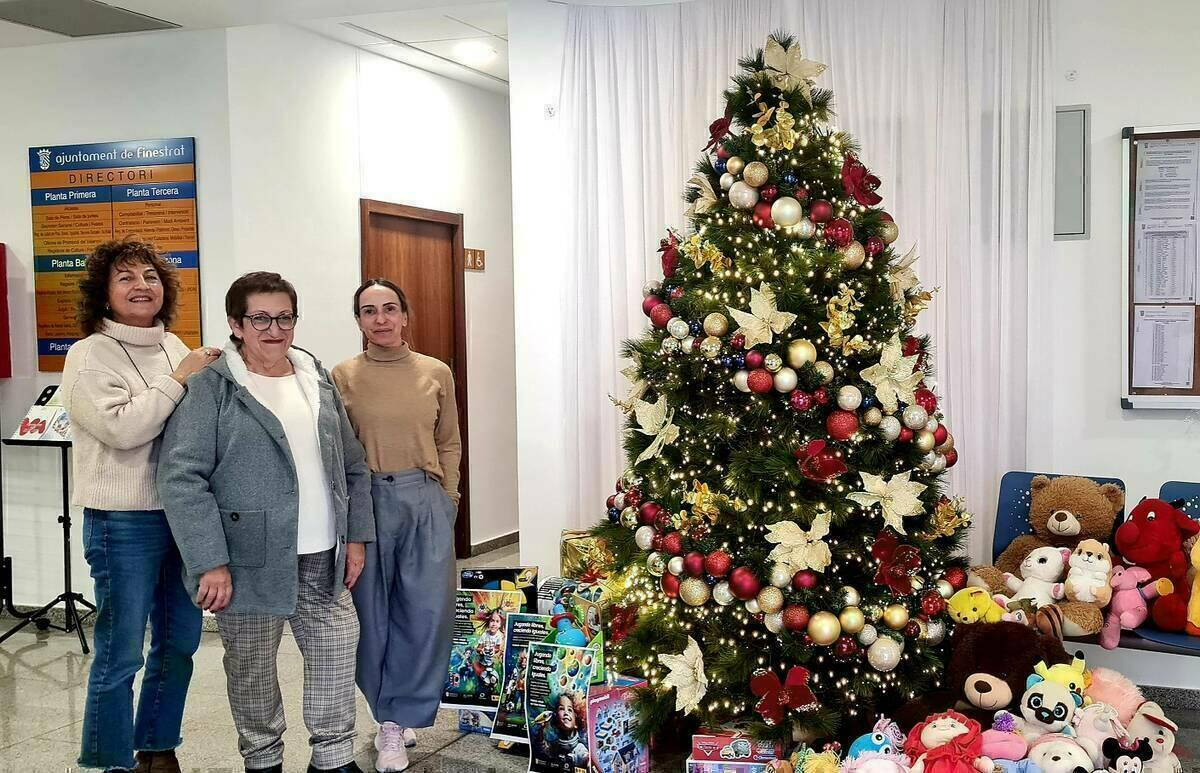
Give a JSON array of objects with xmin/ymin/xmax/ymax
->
[{"xmin": 243, "ymin": 313, "xmax": 299, "ymax": 331}]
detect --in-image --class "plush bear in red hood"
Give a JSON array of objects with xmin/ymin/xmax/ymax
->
[{"xmin": 1114, "ymin": 498, "xmax": 1199, "ymax": 631}]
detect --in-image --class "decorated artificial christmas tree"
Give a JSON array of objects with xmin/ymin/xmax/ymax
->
[{"xmin": 592, "ymin": 34, "xmax": 973, "ymax": 745}]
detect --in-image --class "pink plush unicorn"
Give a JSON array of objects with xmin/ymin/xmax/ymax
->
[{"xmin": 1100, "ymin": 566, "xmax": 1174, "ymax": 649}]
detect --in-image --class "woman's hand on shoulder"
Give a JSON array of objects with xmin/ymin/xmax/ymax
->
[{"xmin": 172, "ymin": 346, "xmax": 221, "ymax": 385}]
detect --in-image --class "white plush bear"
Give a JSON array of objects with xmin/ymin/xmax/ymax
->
[
  {"xmin": 1126, "ymin": 701, "xmax": 1182, "ymax": 773},
  {"xmin": 999, "ymin": 546, "xmax": 1070, "ymax": 609},
  {"xmin": 1026, "ymin": 734, "xmax": 1094, "ymax": 773}
]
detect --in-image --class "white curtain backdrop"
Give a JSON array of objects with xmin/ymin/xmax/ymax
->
[{"xmin": 558, "ymin": 0, "xmax": 1053, "ymax": 561}]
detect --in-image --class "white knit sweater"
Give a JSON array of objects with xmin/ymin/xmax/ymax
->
[{"xmin": 61, "ymin": 320, "xmax": 189, "ymax": 509}]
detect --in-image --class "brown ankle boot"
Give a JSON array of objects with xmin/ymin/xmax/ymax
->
[{"xmin": 134, "ymin": 750, "xmax": 182, "ymax": 773}]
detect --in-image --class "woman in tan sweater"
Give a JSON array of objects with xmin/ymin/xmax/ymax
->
[
  {"xmin": 331, "ymin": 279, "xmax": 461, "ymax": 773},
  {"xmin": 61, "ymin": 238, "xmax": 218, "ymax": 773}
]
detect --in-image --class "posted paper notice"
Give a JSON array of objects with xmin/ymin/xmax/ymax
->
[
  {"xmin": 1133, "ymin": 305, "xmax": 1195, "ymax": 389},
  {"xmin": 1134, "ymin": 222, "xmax": 1196, "ymax": 303},
  {"xmin": 1136, "ymin": 138, "xmax": 1200, "ymax": 222}
]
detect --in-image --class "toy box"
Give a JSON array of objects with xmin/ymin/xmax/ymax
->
[
  {"xmin": 586, "ymin": 675, "xmax": 651, "ymax": 773},
  {"xmin": 692, "ymin": 729, "xmax": 783, "ymax": 763},
  {"xmin": 685, "ymin": 758, "xmax": 774, "ymax": 773}
]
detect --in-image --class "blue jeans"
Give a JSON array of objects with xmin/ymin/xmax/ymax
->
[{"xmin": 79, "ymin": 509, "xmax": 203, "ymax": 771}]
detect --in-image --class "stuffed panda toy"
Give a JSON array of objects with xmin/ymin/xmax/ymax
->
[
  {"xmin": 998, "ymin": 673, "xmax": 1082, "ymax": 742},
  {"xmin": 1104, "ymin": 738, "xmax": 1155, "ymax": 773}
]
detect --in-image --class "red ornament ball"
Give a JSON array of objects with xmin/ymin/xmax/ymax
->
[
  {"xmin": 704, "ymin": 550, "xmax": 732, "ymax": 578},
  {"xmin": 669, "ymin": 286, "xmax": 686, "ymax": 301},
  {"xmin": 650, "ymin": 303, "xmax": 674, "ymax": 329},
  {"xmin": 729, "ymin": 567, "xmax": 762, "ymax": 600},
  {"xmin": 824, "ymin": 217, "xmax": 855, "ymax": 247},
  {"xmin": 904, "ymin": 620, "xmax": 922, "ymax": 638},
  {"xmin": 747, "ymin": 369, "xmax": 774, "ymax": 395},
  {"xmin": 730, "ymin": 333, "xmax": 746, "ymax": 350},
  {"xmin": 623, "ymin": 488, "xmax": 642, "ymax": 508},
  {"xmin": 753, "ymin": 201, "xmax": 775, "ymax": 229},
  {"xmin": 760, "ymin": 185, "xmax": 779, "ymax": 203},
  {"xmin": 914, "ymin": 388, "xmax": 938, "ymax": 414},
  {"xmin": 639, "ymin": 502, "xmax": 662, "ymax": 525},
  {"xmin": 606, "ymin": 494, "xmax": 616, "ymax": 509},
  {"xmin": 789, "ymin": 390, "xmax": 814, "ymax": 412},
  {"xmin": 813, "ymin": 387, "xmax": 830, "ymax": 405},
  {"xmin": 944, "ymin": 449, "xmax": 959, "ymax": 468},
  {"xmin": 716, "ymin": 145, "xmax": 733, "ymax": 161},
  {"xmin": 933, "ymin": 425, "xmax": 949, "ymax": 446},
  {"xmin": 834, "ymin": 635, "xmax": 859, "ymax": 659},
  {"xmin": 903, "ymin": 336, "xmax": 922, "ymax": 357},
  {"xmin": 654, "ymin": 512, "xmax": 674, "ymax": 532},
  {"xmin": 801, "ymin": 633, "xmax": 815, "ymax": 647},
  {"xmin": 641, "ymin": 295, "xmax": 662, "ymax": 316},
  {"xmin": 826, "ymin": 410, "xmax": 859, "ymax": 441},
  {"xmin": 921, "ymin": 591, "xmax": 947, "ymax": 617},
  {"xmin": 691, "ymin": 336, "xmax": 703, "ymax": 352},
  {"xmin": 792, "ymin": 569, "xmax": 818, "ymax": 590},
  {"xmin": 783, "ymin": 604, "xmax": 811, "ymax": 632},
  {"xmin": 865, "ymin": 236, "xmax": 885, "ymax": 257},
  {"xmin": 661, "ymin": 532, "xmax": 685, "ymax": 556},
  {"xmin": 684, "ymin": 551, "xmax": 706, "ymax": 577},
  {"xmin": 943, "ymin": 566, "xmax": 968, "ymax": 590},
  {"xmin": 744, "ymin": 350, "xmax": 765, "ymax": 369},
  {"xmin": 880, "ymin": 211, "xmax": 895, "ymax": 222},
  {"xmin": 795, "ymin": 186, "xmax": 810, "ymax": 201},
  {"xmin": 898, "ymin": 427, "xmax": 914, "ymax": 443},
  {"xmin": 651, "ymin": 535, "xmax": 664, "ymax": 552},
  {"xmin": 809, "ymin": 199, "xmax": 834, "ymax": 223},
  {"xmin": 661, "ymin": 573, "xmax": 681, "ymax": 598}
]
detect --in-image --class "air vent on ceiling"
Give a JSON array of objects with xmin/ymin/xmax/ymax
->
[{"xmin": 0, "ymin": 0, "xmax": 177, "ymax": 37}]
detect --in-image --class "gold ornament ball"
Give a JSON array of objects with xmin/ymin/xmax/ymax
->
[
  {"xmin": 661, "ymin": 337, "xmax": 681, "ymax": 354},
  {"xmin": 883, "ymin": 603, "xmax": 910, "ymax": 631},
  {"xmin": 807, "ymin": 611, "xmax": 842, "ymax": 646},
  {"xmin": 840, "ymin": 241, "xmax": 866, "ymax": 270},
  {"xmin": 840, "ymin": 585, "xmax": 862, "ymax": 607},
  {"xmin": 743, "ymin": 161, "xmax": 769, "ymax": 188},
  {"xmin": 725, "ymin": 156, "xmax": 746, "ymax": 176},
  {"xmin": 764, "ymin": 353, "xmax": 784, "ymax": 373},
  {"xmin": 703, "ymin": 312, "xmax": 730, "ymax": 337},
  {"xmin": 863, "ymin": 604, "xmax": 884, "ymax": 621},
  {"xmin": 936, "ymin": 432, "xmax": 955, "ymax": 454},
  {"xmin": 937, "ymin": 579, "xmax": 955, "ymax": 599},
  {"xmin": 815, "ymin": 361, "xmax": 835, "ymax": 384},
  {"xmin": 839, "ymin": 606, "xmax": 866, "ymax": 635},
  {"xmin": 620, "ymin": 507, "xmax": 639, "ymax": 528},
  {"xmin": 787, "ymin": 338, "xmax": 817, "ymax": 368},
  {"xmin": 914, "ymin": 430, "xmax": 936, "ymax": 453},
  {"xmin": 700, "ymin": 336, "xmax": 722, "ymax": 359},
  {"xmin": 771, "ymin": 197, "xmax": 804, "ymax": 228},
  {"xmin": 863, "ymin": 407, "xmax": 883, "ymax": 426},
  {"xmin": 757, "ymin": 586, "xmax": 785, "ymax": 615},
  {"xmin": 878, "ymin": 220, "xmax": 900, "ymax": 245},
  {"xmin": 679, "ymin": 577, "xmax": 712, "ymax": 607}
]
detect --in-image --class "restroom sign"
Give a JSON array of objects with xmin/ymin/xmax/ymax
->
[{"xmin": 465, "ymin": 248, "xmax": 486, "ymax": 272}]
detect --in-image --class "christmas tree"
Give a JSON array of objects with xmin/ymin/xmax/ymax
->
[{"xmin": 592, "ymin": 34, "xmax": 973, "ymax": 744}]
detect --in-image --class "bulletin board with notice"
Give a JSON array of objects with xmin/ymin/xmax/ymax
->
[
  {"xmin": 1121, "ymin": 124, "xmax": 1200, "ymax": 409},
  {"xmin": 28, "ymin": 138, "xmax": 201, "ymax": 372}
]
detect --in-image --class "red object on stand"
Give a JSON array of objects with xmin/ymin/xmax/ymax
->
[{"xmin": 0, "ymin": 244, "xmax": 11, "ymax": 379}]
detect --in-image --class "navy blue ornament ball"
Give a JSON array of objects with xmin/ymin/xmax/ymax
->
[
  {"xmin": 607, "ymin": 507, "xmax": 621, "ymax": 522},
  {"xmin": 719, "ymin": 355, "xmax": 734, "ymax": 368},
  {"xmin": 689, "ymin": 320, "xmax": 704, "ymax": 336},
  {"xmin": 782, "ymin": 171, "xmax": 799, "ymax": 186},
  {"xmin": 714, "ymin": 160, "xmax": 727, "ymax": 174},
  {"xmin": 862, "ymin": 395, "xmax": 878, "ymax": 409},
  {"xmin": 733, "ymin": 353, "xmax": 746, "ymax": 369}
]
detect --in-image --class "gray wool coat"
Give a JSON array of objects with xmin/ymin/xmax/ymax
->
[{"xmin": 157, "ymin": 344, "xmax": 375, "ymax": 616}]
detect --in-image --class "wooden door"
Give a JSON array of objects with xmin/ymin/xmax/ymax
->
[{"xmin": 359, "ymin": 199, "xmax": 471, "ymax": 558}]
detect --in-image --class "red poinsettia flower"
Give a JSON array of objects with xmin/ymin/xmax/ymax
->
[
  {"xmin": 608, "ymin": 605, "xmax": 639, "ymax": 643},
  {"xmin": 704, "ymin": 107, "xmax": 734, "ymax": 152},
  {"xmin": 794, "ymin": 440, "xmax": 848, "ymax": 482},
  {"xmin": 841, "ymin": 153, "xmax": 883, "ymax": 206},
  {"xmin": 658, "ymin": 231, "xmax": 680, "ymax": 278},
  {"xmin": 872, "ymin": 530, "xmax": 922, "ymax": 594},
  {"xmin": 749, "ymin": 666, "xmax": 820, "ymax": 726}
]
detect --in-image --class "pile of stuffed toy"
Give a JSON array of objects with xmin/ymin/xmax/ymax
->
[{"xmin": 768, "ymin": 622, "xmax": 1181, "ymax": 773}]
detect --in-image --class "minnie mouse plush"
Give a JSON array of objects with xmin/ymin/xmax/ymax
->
[{"xmin": 1104, "ymin": 737, "xmax": 1154, "ymax": 773}]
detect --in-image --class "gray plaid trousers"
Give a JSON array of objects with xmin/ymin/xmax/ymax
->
[{"xmin": 215, "ymin": 549, "xmax": 359, "ymax": 769}]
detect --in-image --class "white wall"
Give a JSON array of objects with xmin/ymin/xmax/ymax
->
[
  {"xmin": 1027, "ymin": 0, "xmax": 1200, "ymax": 504},
  {"xmin": 1, "ymin": 24, "xmax": 517, "ymax": 606}
]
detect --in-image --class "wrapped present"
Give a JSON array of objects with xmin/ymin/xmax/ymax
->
[
  {"xmin": 693, "ymin": 729, "xmax": 783, "ymax": 763},
  {"xmin": 686, "ymin": 759, "xmax": 775, "ymax": 773},
  {"xmin": 560, "ymin": 529, "xmax": 613, "ymax": 581}
]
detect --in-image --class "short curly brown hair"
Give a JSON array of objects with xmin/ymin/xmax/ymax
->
[{"xmin": 76, "ymin": 238, "xmax": 180, "ymax": 336}]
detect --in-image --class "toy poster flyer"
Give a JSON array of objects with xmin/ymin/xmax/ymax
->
[
  {"xmin": 490, "ymin": 612, "xmax": 553, "ymax": 744},
  {"xmin": 441, "ymin": 589, "xmax": 524, "ymax": 710},
  {"xmin": 8, "ymin": 384, "xmax": 71, "ymax": 442},
  {"xmin": 459, "ymin": 566, "xmax": 540, "ymax": 612},
  {"xmin": 526, "ymin": 642, "xmax": 596, "ymax": 773},
  {"xmin": 543, "ymin": 580, "xmax": 606, "ymax": 684}
]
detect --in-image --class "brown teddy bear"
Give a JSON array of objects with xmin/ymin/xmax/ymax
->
[{"xmin": 972, "ymin": 475, "xmax": 1123, "ymax": 637}]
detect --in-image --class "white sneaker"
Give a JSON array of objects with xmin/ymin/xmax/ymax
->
[
  {"xmin": 374, "ymin": 722, "xmax": 410, "ymax": 772},
  {"xmin": 402, "ymin": 727, "xmax": 417, "ymax": 749}
]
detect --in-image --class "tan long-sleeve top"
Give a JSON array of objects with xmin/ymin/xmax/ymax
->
[{"xmin": 331, "ymin": 341, "xmax": 462, "ymax": 503}]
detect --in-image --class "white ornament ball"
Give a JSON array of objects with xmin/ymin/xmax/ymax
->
[
  {"xmin": 682, "ymin": 336, "xmax": 696, "ymax": 352},
  {"xmin": 930, "ymin": 455, "xmax": 948, "ymax": 473},
  {"xmin": 634, "ymin": 526, "xmax": 656, "ymax": 551},
  {"xmin": 745, "ymin": 598, "xmax": 762, "ymax": 615},
  {"xmin": 732, "ymin": 370, "xmax": 751, "ymax": 393},
  {"xmin": 925, "ymin": 415, "xmax": 940, "ymax": 433},
  {"xmin": 667, "ymin": 556, "xmax": 685, "ymax": 576},
  {"xmin": 867, "ymin": 637, "xmax": 903, "ymax": 672},
  {"xmin": 863, "ymin": 407, "xmax": 883, "ymax": 426},
  {"xmin": 713, "ymin": 581, "xmax": 735, "ymax": 606},
  {"xmin": 661, "ymin": 337, "xmax": 681, "ymax": 354},
  {"xmin": 764, "ymin": 611, "xmax": 785, "ymax": 634},
  {"xmin": 937, "ymin": 579, "xmax": 955, "ymax": 599},
  {"xmin": 729, "ymin": 181, "xmax": 760, "ymax": 210},
  {"xmin": 858, "ymin": 624, "xmax": 879, "ymax": 646},
  {"xmin": 924, "ymin": 619, "xmax": 947, "ymax": 645},
  {"xmin": 840, "ymin": 585, "xmax": 862, "ymax": 607},
  {"xmin": 770, "ymin": 196, "xmax": 804, "ymax": 228},
  {"xmin": 725, "ymin": 156, "xmax": 746, "ymax": 176},
  {"xmin": 902, "ymin": 404, "xmax": 930, "ymax": 430},
  {"xmin": 769, "ymin": 563, "xmax": 793, "ymax": 588},
  {"xmin": 720, "ymin": 172, "xmax": 736, "ymax": 191},
  {"xmin": 837, "ymin": 385, "xmax": 863, "ymax": 411},
  {"xmin": 613, "ymin": 493, "xmax": 627, "ymax": 510},
  {"xmin": 814, "ymin": 361, "xmax": 834, "ymax": 384},
  {"xmin": 646, "ymin": 552, "xmax": 666, "ymax": 576},
  {"xmin": 795, "ymin": 218, "xmax": 817, "ymax": 239},
  {"xmin": 668, "ymin": 317, "xmax": 690, "ymax": 340},
  {"xmin": 774, "ymin": 367, "xmax": 798, "ymax": 393},
  {"xmin": 879, "ymin": 416, "xmax": 902, "ymax": 441},
  {"xmin": 743, "ymin": 161, "xmax": 769, "ymax": 187},
  {"xmin": 642, "ymin": 280, "xmax": 662, "ymax": 297}
]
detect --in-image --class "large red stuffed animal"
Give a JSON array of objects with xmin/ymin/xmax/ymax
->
[{"xmin": 1113, "ymin": 498, "xmax": 1199, "ymax": 631}]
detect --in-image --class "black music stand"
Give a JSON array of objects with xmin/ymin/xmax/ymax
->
[{"xmin": 0, "ymin": 438, "xmax": 94, "ymax": 653}]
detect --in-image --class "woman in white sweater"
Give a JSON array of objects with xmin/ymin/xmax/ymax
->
[{"xmin": 61, "ymin": 239, "xmax": 218, "ymax": 773}]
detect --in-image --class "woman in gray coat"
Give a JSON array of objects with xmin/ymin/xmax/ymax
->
[{"xmin": 158, "ymin": 272, "xmax": 374, "ymax": 773}]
